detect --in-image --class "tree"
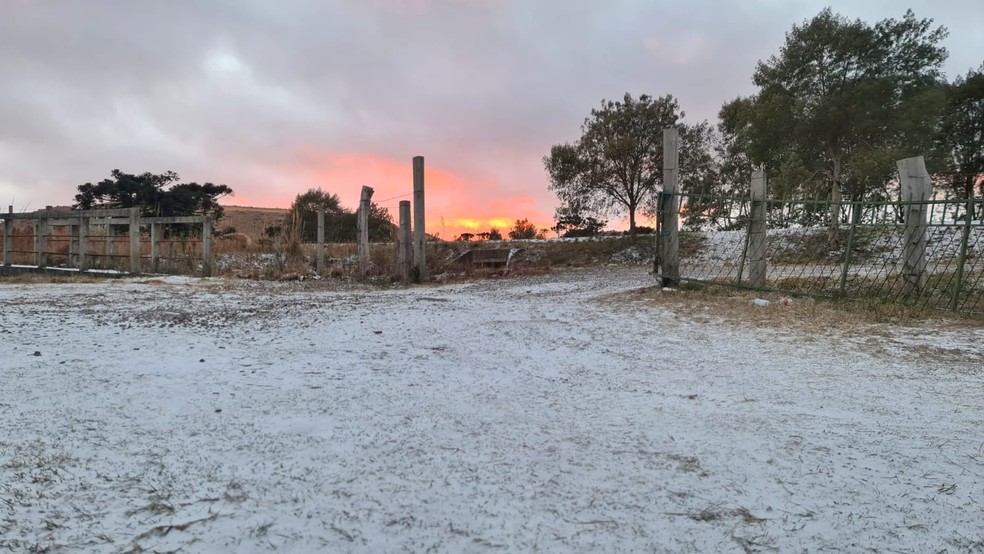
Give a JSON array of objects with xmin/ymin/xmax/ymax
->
[
  {"xmin": 286, "ymin": 187, "xmax": 395, "ymax": 243},
  {"xmin": 553, "ymin": 204, "xmax": 607, "ymax": 237},
  {"xmin": 508, "ymin": 218, "xmax": 545, "ymax": 240},
  {"xmin": 935, "ymin": 63, "xmax": 984, "ymax": 218},
  {"xmin": 74, "ymin": 169, "xmax": 233, "ymax": 221},
  {"xmin": 544, "ymin": 93, "xmax": 714, "ymax": 239},
  {"xmin": 286, "ymin": 187, "xmax": 344, "ymax": 242},
  {"xmin": 488, "ymin": 228, "xmax": 503, "ymax": 241},
  {"xmin": 721, "ymin": 9, "xmax": 948, "ymax": 243}
]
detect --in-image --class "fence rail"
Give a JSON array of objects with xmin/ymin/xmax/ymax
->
[{"xmin": 1, "ymin": 206, "xmax": 213, "ymax": 276}]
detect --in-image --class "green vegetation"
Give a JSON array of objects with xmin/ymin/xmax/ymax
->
[{"xmin": 74, "ymin": 169, "xmax": 232, "ymax": 221}]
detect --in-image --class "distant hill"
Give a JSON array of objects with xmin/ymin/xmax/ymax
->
[{"xmin": 219, "ymin": 206, "xmax": 288, "ymax": 241}]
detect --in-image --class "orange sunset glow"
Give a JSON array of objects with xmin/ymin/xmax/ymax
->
[{"xmin": 229, "ymin": 153, "xmax": 554, "ymax": 240}]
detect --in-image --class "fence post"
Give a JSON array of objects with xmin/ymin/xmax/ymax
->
[
  {"xmin": 398, "ymin": 200, "xmax": 413, "ymax": 283},
  {"xmin": 412, "ymin": 156, "xmax": 427, "ymax": 282},
  {"xmin": 202, "ymin": 217, "xmax": 212, "ymax": 277},
  {"xmin": 3, "ymin": 206, "xmax": 11, "ymax": 268},
  {"xmin": 896, "ymin": 156, "xmax": 931, "ymax": 296},
  {"xmin": 35, "ymin": 208, "xmax": 49, "ymax": 269},
  {"xmin": 660, "ymin": 127, "xmax": 680, "ymax": 287},
  {"xmin": 358, "ymin": 185, "xmax": 374, "ymax": 277},
  {"xmin": 78, "ymin": 214, "xmax": 90, "ymax": 272},
  {"xmin": 838, "ymin": 202, "xmax": 862, "ymax": 296},
  {"xmin": 128, "ymin": 208, "xmax": 141, "ymax": 274},
  {"xmin": 150, "ymin": 223, "xmax": 161, "ymax": 273},
  {"xmin": 105, "ymin": 222, "xmax": 114, "ymax": 269},
  {"xmin": 69, "ymin": 219, "xmax": 77, "ymax": 267},
  {"xmin": 316, "ymin": 206, "xmax": 325, "ymax": 275},
  {"xmin": 748, "ymin": 167, "xmax": 768, "ymax": 289},
  {"xmin": 950, "ymin": 187, "xmax": 975, "ymax": 311}
]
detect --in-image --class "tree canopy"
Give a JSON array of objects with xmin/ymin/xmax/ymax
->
[
  {"xmin": 544, "ymin": 93, "xmax": 715, "ymax": 238},
  {"xmin": 719, "ymin": 8, "xmax": 948, "ymax": 236},
  {"xmin": 285, "ymin": 187, "xmax": 395, "ymax": 243},
  {"xmin": 935, "ymin": 63, "xmax": 984, "ymax": 214},
  {"xmin": 73, "ymin": 169, "xmax": 233, "ymax": 220}
]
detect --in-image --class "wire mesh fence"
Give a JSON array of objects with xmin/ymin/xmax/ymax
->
[{"xmin": 675, "ymin": 193, "xmax": 984, "ymax": 315}]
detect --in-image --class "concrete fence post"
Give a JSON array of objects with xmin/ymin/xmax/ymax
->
[
  {"xmin": 37, "ymin": 208, "xmax": 52, "ymax": 269},
  {"xmin": 659, "ymin": 127, "xmax": 680, "ymax": 287},
  {"xmin": 412, "ymin": 156, "xmax": 427, "ymax": 282},
  {"xmin": 202, "ymin": 217, "xmax": 213, "ymax": 277},
  {"xmin": 896, "ymin": 156, "xmax": 931, "ymax": 296},
  {"xmin": 3, "ymin": 206, "xmax": 12, "ymax": 268},
  {"xmin": 748, "ymin": 167, "xmax": 768, "ymax": 289},
  {"xmin": 79, "ymin": 215, "xmax": 90, "ymax": 272},
  {"xmin": 358, "ymin": 185, "xmax": 374, "ymax": 277},
  {"xmin": 398, "ymin": 200, "xmax": 413, "ymax": 283},
  {"xmin": 129, "ymin": 207, "xmax": 141, "ymax": 274},
  {"xmin": 317, "ymin": 206, "xmax": 325, "ymax": 275},
  {"xmin": 150, "ymin": 223, "xmax": 161, "ymax": 273}
]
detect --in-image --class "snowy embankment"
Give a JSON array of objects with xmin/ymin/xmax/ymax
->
[{"xmin": 1, "ymin": 268, "xmax": 982, "ymax": 553}]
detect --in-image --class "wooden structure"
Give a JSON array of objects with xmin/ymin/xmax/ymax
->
[
  {"xmin": 1, "ymin": 206, "xmax": 213, "ymax": 276},
  {"xmin": 455, "ymin": 248, "xmax": 512, "ymax": 268}
]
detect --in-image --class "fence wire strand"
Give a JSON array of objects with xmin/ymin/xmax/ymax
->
[{"xmin": 675, "ymin": 193, "xmax": 984, "ymax": 315}]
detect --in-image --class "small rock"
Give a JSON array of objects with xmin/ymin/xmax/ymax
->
[
  {"xmin": 32, "ymin": 351, "xmax": 41, "ymax": 357},
  {"xmin": 199, "ymin": 358, "xmax": 205, "ymax": 363},
  {"xmin": 373, "ymin": 330, "xmax": 383, "ymax": 335},
  {"xmin": 214, "ymin": 408, "xmax": 222, "ymax": 413}
]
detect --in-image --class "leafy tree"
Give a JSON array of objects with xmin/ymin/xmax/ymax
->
[
  {"xmin": 508, "ymin": 218, "xmax": 545, "ymax": 240},
  {"xmin": 553, "ymin": 204, "xmax": 607, "ymax": 237},
  {"xmin": 721, "ymin": 9, "xmax": 948, "ymax": 242},
  {"xmin": 286, "ymin": 187, "xmax": 395, "ymax": 243},
  {"xmin": 545, "ymin": 93, "xmax": 715, "ymax": 239},
  {"xmin": 935, "ymin": 63, "xmax": 984, "ymax": 218},
  {"xmin": 456, "ymin": 232, "xmax": 475, "ymax": 242},
  {"xmin": 74, "ymin": 169, "xmax": 232, "ymax": 220},
  {"xmin": 488, "ymin": 228, "xmax": 503, "ymax": 241},
  {"xmin": 286, "ymin": 187, "xmax": 344, "ymax": 242}
]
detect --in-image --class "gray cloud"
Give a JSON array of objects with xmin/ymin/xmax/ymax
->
[{"xmin": 1, "ymin": 0, "xmax": 980, "ymax": 221}]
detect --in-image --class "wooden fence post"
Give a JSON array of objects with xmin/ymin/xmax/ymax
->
[
  {"xmin": 748, "ymin": 166, "xmax": 768, "ymax": 289},
  {"xmin": 129, "ymin": 207, "xmax": 141, "ymax": 274},
  {"xmin": 150, "ymin": 223, "xmax": 161, "ymax": 273},
  {"xmin": 358, "ymin": 185, "xmax": 374, "ymax": 277},
  {"xmin": 37, "ymin": 208, "xmax": 52, "ymax": 269},
  {"xmin": 202, "ymin": 217, "xmax": 212, "ymax": 277},
  {"xmin": 412, "ymin": 156, "xmax": 427, "ymax": 282},
  {"xmin": 896, "ymin": 156, "xmax": 931, "ymax": 295},
  {"xmin": 78, "ymin": 214, "xmax": 90, "ymax": 272},
  {"xmin": 398, "ymin": 200, "xmax": 413, "ymax": 283},
  {"xmin": 3, "ymin": 206, "xmax": 11, "ymax": 268},
  {"xmin": 659, "ymin": 127, "xmax": 680, "ymax": 287},
  {"xmin": 317, "ymin": 206, "xmax": 325, "ymax": 275}
]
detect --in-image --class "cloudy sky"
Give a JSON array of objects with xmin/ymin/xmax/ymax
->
[{"xmin": 2, "ymin": 0, "xmax": 981, "ymax": 236}]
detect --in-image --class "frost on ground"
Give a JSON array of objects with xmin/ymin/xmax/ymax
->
[{"xmin": 1, "ymin": 267, "xmax": 983, "ymax": 553}]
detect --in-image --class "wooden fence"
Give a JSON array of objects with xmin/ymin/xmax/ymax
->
[{"xmin": 1, "ymin": 206, "xmax": 213, "ymax": 276}]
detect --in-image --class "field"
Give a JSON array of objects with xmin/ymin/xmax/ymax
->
[
  {"xmin": 219, "ymin": 206, "xmax": 289, "ymax": 240},
  {"xmin": 1, "ymin": 266, "xmax": 983, "ymax": 553}
]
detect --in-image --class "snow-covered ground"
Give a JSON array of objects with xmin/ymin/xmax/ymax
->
[{"xmin": 1, "ymin": 267, "xmax": 983, "ymax": 553}]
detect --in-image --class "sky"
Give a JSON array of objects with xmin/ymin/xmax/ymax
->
[{"xmin": 1, "ymin": 0, "xmax": 982, "ymax": 238}]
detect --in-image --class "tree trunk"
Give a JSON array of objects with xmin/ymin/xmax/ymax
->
[{"xmin": 628, "ymin": 205, "xmax": 637, "ymax": 242}]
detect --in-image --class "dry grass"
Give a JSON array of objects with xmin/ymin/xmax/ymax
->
[
  {"xmin": 606, "ymin": 282, "xmax": 982, "ymax": 332},
  {"xmin": 220, "ymin": 205, "xmax": 288, "ymax": 240}
]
